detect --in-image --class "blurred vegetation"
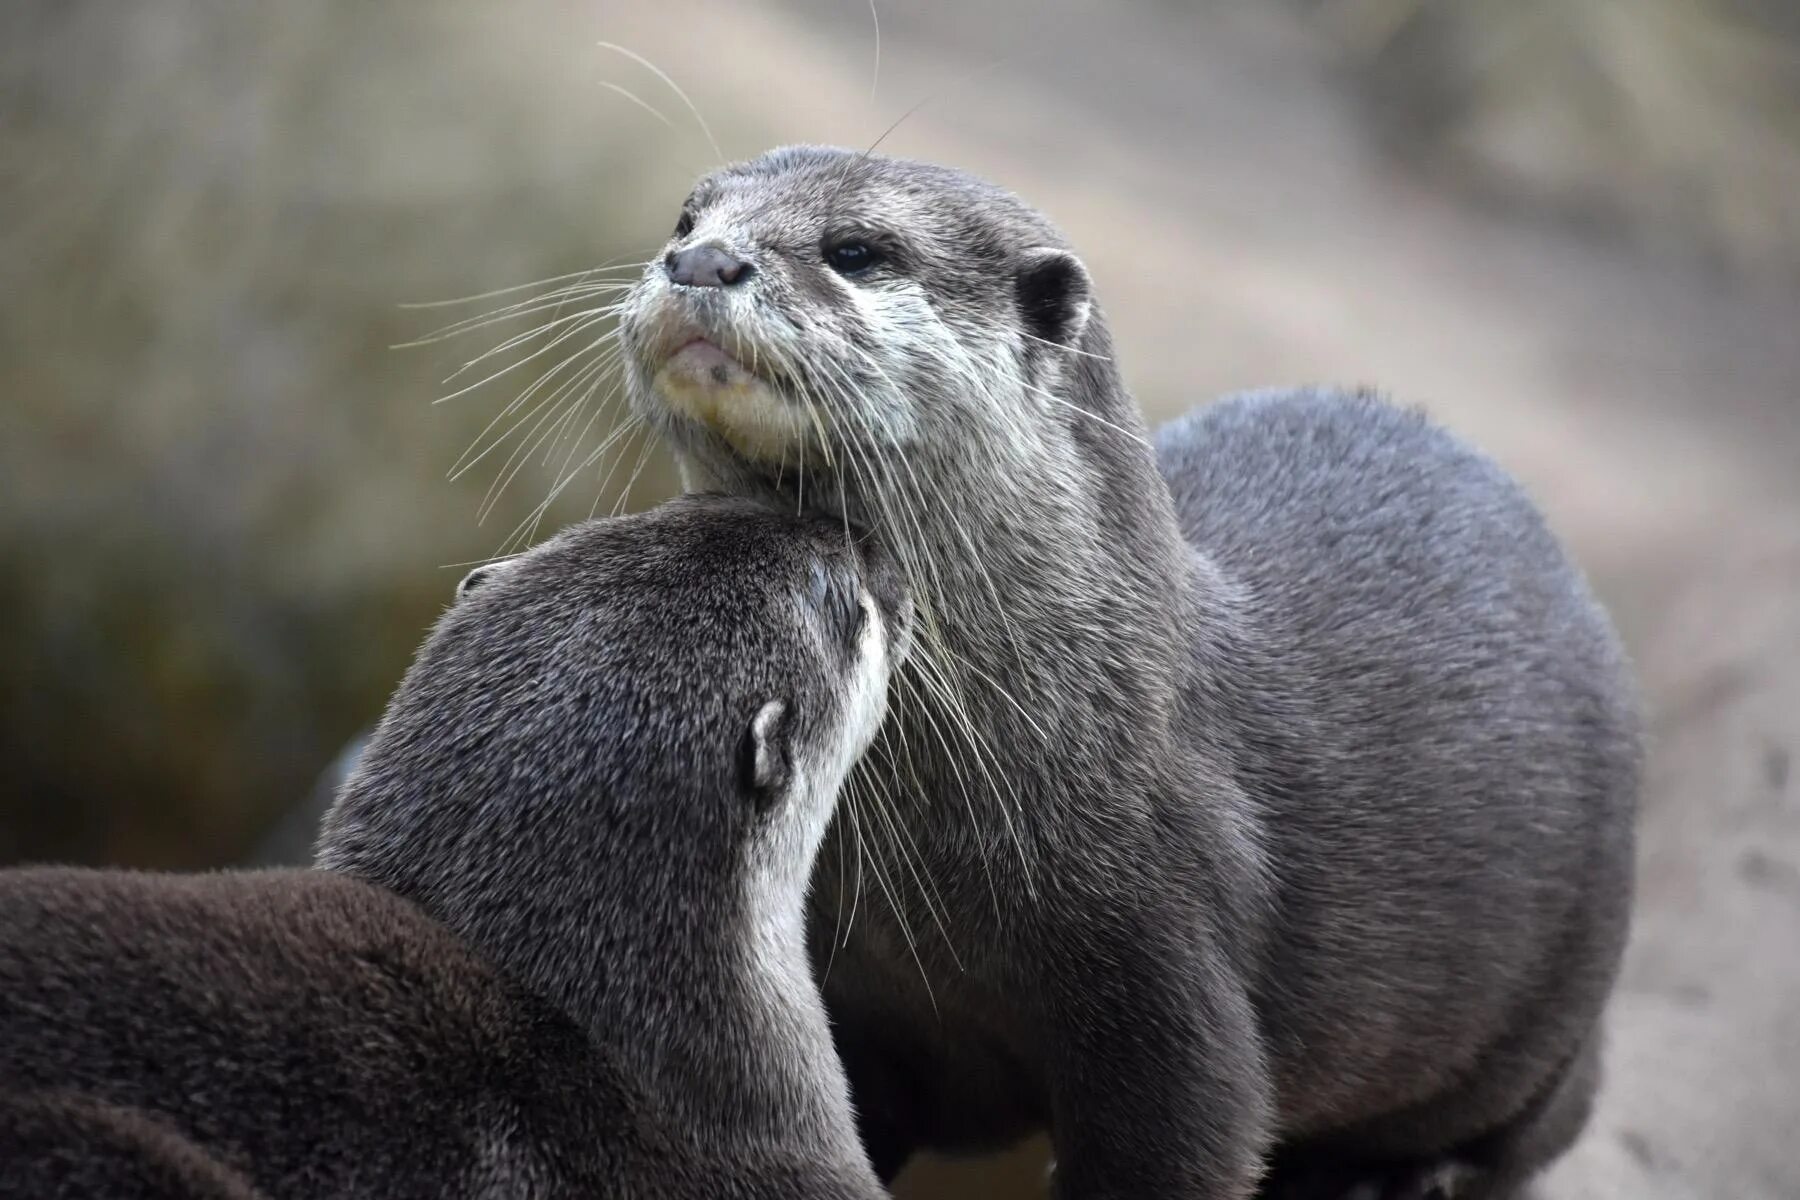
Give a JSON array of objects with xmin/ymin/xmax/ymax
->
[{"xmin": 1312, "ymin": 0, "xmax": 1800, "ymax": 272}]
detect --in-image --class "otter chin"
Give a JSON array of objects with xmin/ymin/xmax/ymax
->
[{"xmin": 643, "ymin": 320, "xmax": 815, "ymax": 465}]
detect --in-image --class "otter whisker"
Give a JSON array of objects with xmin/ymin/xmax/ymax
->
[
  {"xmin": 889, "ymin": 664, "xmax": 1008, "ymax": 919},
  {"xmin": 541, "ymin": 366, "xmax": 617, "ymax": 477},
  {"xmin": 477, "ymin": 388, "xmax": 592, "ymax": 525},
  {"xmin": 833, "ymin": 344, "xmax": 1043, "ymax": 736},
  {"xmin": 842, "ymin": 784, "xmax": 867, "ymax": 950},
  {"xmin": 401, "ymin": 285, "xmax": 639, "ymax": 347},
  {"xmin": 396, "ymin": 259, "xmax": 652, "ymax": 310},
  {"xmin": 497, "ymin": 412, "xmax": 643, "ymax": 555},
  {"xmin": 1022, "ymin": 380, "xmax": 1155, "ymax": 449},
  {"xmin": 422, "ymin": 290, "xmax": 635, "ymax": 352},
  {"xmin": 450, "ymin": 333, "xmax": 621, "ymax": 480},
  {"xmin": 606, "ymin": 429, "xmax": 657, "ymax": 520},
  {"xmin": 820, "ymin": 778, "xmax": 850, "ymax": 986},
  {"xmin": 866, "ymin": 0, "xmax": 881, "ymax": 104},
  {"xmin": 801, "ymin": 371, "xmax": 963, "ymax": 972},
  {"xmin": 440, "ymin": 301, "xmax": 628, "ymax": 384},
  {"xmin": 476, "ymin": 350, "xmax": 625, "ymax": 525},
  {"xmin": 854, "ymin": 743, "xmax": 963, "ymax": 974},
  {"xmin": 589, "ymin": 417, "xmax": 651, "ymax": 521},
  {"xmin": 432, "ymin": 550, "xmax": 530, "ymax": 573},
  {"xmin": 597, "ymin": 80, "xmax": 679, "ymax": 132},
  {"xmin": 852, "ymin": 44, "xmax": 1051, "ymax": 166},
  {"xmin": 796, "ymin": 369, "xmax": 999, "ymax": 860},
  {"xmin": 459, "ymin": 337, "xmax": 622, "ymax": 486},
  {"xmin": 595, "ymin": 41, "xmax": 723, "ymax": 163},
  {"xmin": 530, "ymin": 369, "xmax": 634, "ymax": 521},
  {"xmin": 1019, "ymin": 329, "xmax": 1112, "ymax": 362},
  {"xmin": 434, "ymin": 310, "xmax": 624, "ymax": 407},
  {"xmin": 798, "ymin": 352, "xmax": 1028, "ymax": 908},
  {"xmin": 852, "ymin": 793, "xmax": 939, "ymax": 1016},
  {"xmin": 897, "ymin": 632, "xmax": 1038, "ymax": 903}
]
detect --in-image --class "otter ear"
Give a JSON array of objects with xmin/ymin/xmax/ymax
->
[
  {"xmin": 1015, "ymin": 247, "xmax": 1092, "ymax": 348},
  {"xmin": 741, "ymin": 699, "xmax": 792, "ymax": 810},
  {"xmin": 456, "ymin": 558, "xmax": 518, "ymax": 600}
]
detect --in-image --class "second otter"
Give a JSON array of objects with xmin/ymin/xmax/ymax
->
[
  {"xmin": 620, "ymin": 148, "xmax": 1641, "ymax": 1199},
  {"xmin": 0, "ymin": 496, "xmax": 906, "ymax": 1200}
]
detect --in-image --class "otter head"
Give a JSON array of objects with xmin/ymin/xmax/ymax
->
[
  {"xmin": 317, "ymin": 495, "xmax": 909, "ymax": 1138},
  {"xmin": 619, "ymin": 146, "xmax": 1113, "ymax": 517}
]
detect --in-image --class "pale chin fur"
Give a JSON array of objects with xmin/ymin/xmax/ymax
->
[
  {"xmin": 627, "ymin": 277, "xmax": 816, "ymax": 465},
  {"xmin": 623, "ymin": 261, "xmax": 947, "ymax": 472},
  {"xmin": 648, "ymin": 355, "xmax": 813, "ymax": 465}
]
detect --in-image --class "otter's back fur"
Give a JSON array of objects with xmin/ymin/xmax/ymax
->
[
  {"xmin": 0, "ymin": 868, "xmax": 630, "ymax": 1199},
  {"xmin": 1158, "ymin": 389, "xmax": 1637, "ymax": 1153}
]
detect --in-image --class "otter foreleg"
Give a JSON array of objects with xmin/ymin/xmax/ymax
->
[{"xmin": 1036, "ymin": 904, "xmax": 1274, "ymax": 1200}]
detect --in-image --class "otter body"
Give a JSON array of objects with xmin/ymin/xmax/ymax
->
[
  {"xmin": 0, "ymin": 496, "xmax": 908, "ymax": 1200},
  {"xmin": 620, "ymin": 148, "xmax": 1639, "ymax": 1199},
  {"xmin": 0, "ymin": 869, "xmax": 638, "ymax": 1200}
]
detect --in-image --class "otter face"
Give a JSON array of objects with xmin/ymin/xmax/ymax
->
[
  {"xmin": 619, "ymin": 146, "xmax": 1095, "ymax": 488},
  {"xmin": 321, "ymin": 494, "xmax": 910, "ymax": 941}
]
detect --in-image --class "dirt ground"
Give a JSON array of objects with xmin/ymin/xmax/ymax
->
[{"xmin": 615, "ymin": 3, "xmax": 1800, "ymax": 1196}]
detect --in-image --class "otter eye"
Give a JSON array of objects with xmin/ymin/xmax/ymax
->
[
  {"xmin": 825, "ymin": 241, "xmax": 883, "ymax": 276},
  {"xmin": 673, "ymin": 209, "xmax": 695, "ymax": 239}
]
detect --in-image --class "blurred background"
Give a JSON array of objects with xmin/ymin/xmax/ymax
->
[{"xmin": 3, "ymin": 2, "xmax": 1797, "ymax": 1196}]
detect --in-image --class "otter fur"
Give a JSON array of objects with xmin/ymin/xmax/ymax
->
[
  {"xmin": 618, "ymin": 147, "xmax": 1640, "ymax": 1199},
  {"xmin": 0, "ymin": 495, "xmax": 908, "ymax": 1200}
]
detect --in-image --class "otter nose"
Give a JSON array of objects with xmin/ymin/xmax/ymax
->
[{"xmin": 664, "ymin": 244, "xmax": 752, "ymax": 288}]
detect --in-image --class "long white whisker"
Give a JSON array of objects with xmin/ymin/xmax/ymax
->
[
  {"xmin": 433, "ymin": 312, "xmax": 624, "ymax": 405},
  {"xmin": 397, "ymin": 261, "xmax": 651, "ymax": 310},
  {"xmin": 450, "ymin": 336, "xmax": 620, "ymax": 479},
  {"xmin": 1022, "ymin": 380, "xmax": 1154, "ymax": 448},
  {"xmin": 866, "ymin": 0, "xmax": 881, "ymax": 104},
  {"xmin": 597, "ymin": 80, "xmax": 678, "ymax": 130},
  {"xmin": 441, "ymin": 305, "xmax": 622, "ymax": 384},
  {"xmin": 1020, "ymin": 329, "xmax": 1111, "ymax": 361},
  {"xmin": 595, "ymin": 41, "xmax": 724, "ymax": 162}
]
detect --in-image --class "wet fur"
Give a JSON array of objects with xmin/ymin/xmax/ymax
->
[
  {"xmin": 620, "ymin": 148, "xmax": 1640, "ymax": 1199},
  {"xmin": 0, "ymin": 496, "xmax": 902, "ymax": 1200}
]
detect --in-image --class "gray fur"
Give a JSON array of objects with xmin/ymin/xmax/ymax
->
[
  {"xmin": 0, "ymin": 495, "xmax": 907, "ymax": 1200},
  {"xmin": 619, "ymin": 148, "xmax": 1640, "ymax": 1199}
]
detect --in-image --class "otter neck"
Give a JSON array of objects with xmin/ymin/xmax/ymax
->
[
  {"xmin": 521, "ymin": 856, "xmax": 857, "ymax": 1162},
  {"xmin": 323, "ymin": 788, "xmax": 867, "ymax": 1167},
  {"xmin": 572, "ymin": 858, "xmax": 865, "ymax": 1162}
]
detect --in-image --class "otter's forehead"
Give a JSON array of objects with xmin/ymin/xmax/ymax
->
[
  {"xmin": 405, "ymin": 499, "xmax": 882, "ymax": 794},
  {"xmin": 691, "ymin": 146, "xmax": 1065, "ymax": 255}
]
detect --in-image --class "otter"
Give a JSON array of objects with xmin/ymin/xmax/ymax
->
[
  {"xmin": 0, "ymin": 495, "xmax": 909, "ymax": 1200},
  {"xmin": 616, "ymin": 147, "xmax": 1640, "ymax": 1199}
]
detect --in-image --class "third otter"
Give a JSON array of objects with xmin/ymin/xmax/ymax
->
[{"xmin": 618, "ymin": 148, "xmax": 1640, "ymax": 1199}]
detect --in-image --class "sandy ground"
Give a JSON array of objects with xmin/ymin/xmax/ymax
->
[{"xmin": 590, "ymin": 3, "xmax": 1800, "ymax": 1195}]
